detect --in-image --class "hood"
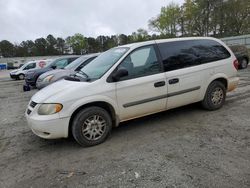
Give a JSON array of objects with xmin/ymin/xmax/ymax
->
[
  {"xmin": 26, "ymin": 67, "xmax": 52, "ymax": 77},
  {"xmin": 32, "ymin": 79, "xmax": 91, "ymax": 103},
  {"xmin": 10, "ymin": 69, "xmax": 20, "ymax": 74},
  {"xmin": 38, "ymin": 69, "xmax": 72, "ymax": 80}
]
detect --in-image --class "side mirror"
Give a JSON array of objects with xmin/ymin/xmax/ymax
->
[
  {"xmin": 51, "ymin": 65, "xmax": 57, "ymax": 69},
  {"xmin": 112, "ymin": 67, "xmax": 128, "ymax": 81}
]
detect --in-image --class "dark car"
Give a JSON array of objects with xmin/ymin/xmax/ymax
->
[
  {"xmin": 24, "ymin": 56, "xmax": 80, "ymax": 88},
  {"xmin": 36, "ymin": 53, "xmax": 99, "ymax": 89},
  {"xmin": 229, "ymin": 45, "xmax": 249, "ymax": 69}
]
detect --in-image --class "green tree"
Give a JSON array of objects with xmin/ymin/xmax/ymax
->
[
  {"xmin": 0, "ymin": 40, "xmax": 15, "ymax": 57},
  {"xmin": 34, "ymin": 38, "xmax": 47, "ymax": 56},
  {"xmin": 46, "ymin": 34, "xmax": 58, "ymax": 55},
  {"xmin": 149, "ymin": 3, "xmax": 181, "ymax": 36},
  {"xmin": 56, "ymin": 37, "xmax": 65, "ymax": 55},
  {"xmin": 118, "ymin": 34, "xmax": 128, "ymax": 45},
  {"xmin": 67, "ymin": 33, "xmax": 87, "ymax": 54}
]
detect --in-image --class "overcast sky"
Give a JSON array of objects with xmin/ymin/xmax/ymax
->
[{"xmin": 0, "ymin": 0, "xmax": 184, "ymax": 43}]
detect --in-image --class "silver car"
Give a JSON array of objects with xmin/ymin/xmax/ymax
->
[{"xmin": 36, "ymin": 53, "xmax": 99, "ymax": 89}]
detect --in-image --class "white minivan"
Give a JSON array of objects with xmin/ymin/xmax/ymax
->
[
  {"xmin": 10, "ymin": 59, "xmax": 52, "ymax": 80},
  {"xmin": 25, "ymin": 37, "xmax": 239, "ymax": 146}
]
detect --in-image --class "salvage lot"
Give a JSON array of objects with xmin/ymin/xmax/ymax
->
[{"xmin": 0, "ymin": 68, "xmax": 250, "ymax": 188}]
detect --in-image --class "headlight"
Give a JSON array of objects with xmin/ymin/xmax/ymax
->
[
  {"xmin": 37, "ymin": 103, "xmax": 63, "ymax": 115},
  {"xmin": 43, "ymin": 75, "xmax": 54, "ymax": 82}
]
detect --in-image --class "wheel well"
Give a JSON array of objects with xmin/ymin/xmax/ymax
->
[
  {"xmin": 68, "ymin": 101, "xmax": 116, "ymax": 137},
  {"xmin": 213, "ymin": 78, "xmax": 228, "ymax": 90}
]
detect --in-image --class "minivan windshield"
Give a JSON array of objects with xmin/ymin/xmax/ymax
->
[{"xmin": 79, "ymin": 47, "xmax": 129, "ymax": 80}]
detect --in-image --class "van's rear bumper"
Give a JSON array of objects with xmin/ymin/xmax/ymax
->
[{"xmin": 228, "ymin": 77, "xmax": 239, "ymax": 92}]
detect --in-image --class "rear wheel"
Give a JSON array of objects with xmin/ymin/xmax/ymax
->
[
  {"xmin": 202, "ymin": 81, "xmax": 226, "ymax": 110},
  {"xmin": 240, "ymin": 58, "xmax": 248, "ymax": 69},
  {"xmin": 72, "ymin": 106, "xmax": 112, "ymax": 147}
]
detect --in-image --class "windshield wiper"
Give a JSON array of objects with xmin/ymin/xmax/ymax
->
[
  {"xmin": 77, "ymin": 71, "xmax": 89, "ymax": 78},
  {"xmin": 76, "ymin": 71, "xmax": 91, "ymax": 81}
]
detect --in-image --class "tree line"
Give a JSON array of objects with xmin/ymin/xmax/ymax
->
[{"xmin": 0, "ymin": 0, "xmax": 249, "ymax": 57}]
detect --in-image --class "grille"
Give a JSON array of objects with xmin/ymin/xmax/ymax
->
[
  {"xmin": 27, "ymin": 109, "xmax": 31, "ymax": 115},
  {"xmin": 30, "ymin": 101, "xmax": 37, "ymax": 108}
]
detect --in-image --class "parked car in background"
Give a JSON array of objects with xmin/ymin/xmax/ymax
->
[
  {"xmin": 229, "ymin": 45, "xmax": 249, "ymax": 69},
  {"xmin": 18, "ymin": 63, "xmax": 24, "ymax": 68},
  {"xmin": 24, "ymin": 56, "xmax": 80, "ymax": 88},
  {"xmin": 9, "ymin": 59, "xmax": 52, "ymax": 80},
  {"xmin": 36, "ymin": 53, "xmax": 99, "ymax": 89},
  {"xmin": 7, "ymin": 65, "xmax": 17, "ymax": 70},
  {"xmin": 26, "ymin": 37, "xmax": 239, "ymax": 147}
]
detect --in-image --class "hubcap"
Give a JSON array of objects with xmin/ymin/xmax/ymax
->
[
  {"xmin": 211, "ymin": 87, "xmax": 224, "ymax": 105},
  {"xmin": 82, "ymin": 115, "xmax": 106, "ymax": 141},
  {"xmin": 241, "ymin": 59, "xmax": 247, "ymax": 68}
]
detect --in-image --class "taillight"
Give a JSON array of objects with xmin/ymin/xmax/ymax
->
[{"xmin": 233, "ymin": 59, "xmax": 239, "ymax": 70}]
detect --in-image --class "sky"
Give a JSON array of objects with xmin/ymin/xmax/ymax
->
[{"xmin": 0, "ymin": 0, "xmax": 184, "ymax": 43}]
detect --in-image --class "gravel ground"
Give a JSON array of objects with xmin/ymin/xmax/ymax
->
[{"xmin": 0, "ymin": 67, "xmax": 250, "ymax": 188}]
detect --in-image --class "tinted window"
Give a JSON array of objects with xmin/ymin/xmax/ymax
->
[
  {"xmin": 23, "ymin": 62, "xmax": 36, "ymax": 70},
  {"xmin": 158, "ymin": 39, "xmax": 231, "ymax": 72},
  {"xmin": 117, "ymin": 45, "xmax": 161, "ymax": 80},
  {"xmin": 68, "ymin": 57, "xmax": 78, "ymax": 63},
  {"xmin": 54, "ymin": 59, "xmax": 68, "ymax": 69}
]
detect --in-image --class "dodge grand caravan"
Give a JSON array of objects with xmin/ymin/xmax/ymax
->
[{"xmin": 25, "ymin": 37, "xmax": 239, "ymax": 146}]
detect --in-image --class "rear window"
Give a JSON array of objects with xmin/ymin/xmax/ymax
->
[{"xmin": 158, "ymin": 39, "xmax": 231, "ymax": 72}]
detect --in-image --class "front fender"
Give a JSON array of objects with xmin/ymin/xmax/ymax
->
[{"xmin": 59, "ymin": 95, "xmax": 118, "ymax": 119}]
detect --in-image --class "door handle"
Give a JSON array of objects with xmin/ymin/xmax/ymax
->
[
  {"xmin": 169, "ymin": 78, "xmax": 179, "ymax": 85},
  {"xmin": 154, "ymin": 81, "xmax": 166, "ymax": 87}
]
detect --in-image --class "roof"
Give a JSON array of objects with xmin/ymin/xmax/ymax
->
[{"xmin": 117, "ymin": 37, "xmax": 220, "ymax": 50}]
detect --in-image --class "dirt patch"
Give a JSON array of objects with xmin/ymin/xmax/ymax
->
[{"xmin": 0, "ymin": 67, "xmax": 250, "ymax": 188}]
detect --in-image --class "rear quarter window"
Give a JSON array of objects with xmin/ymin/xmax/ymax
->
[{"xmin": 158, "ymin": 39, "xmax": 231, "ymax": 72}]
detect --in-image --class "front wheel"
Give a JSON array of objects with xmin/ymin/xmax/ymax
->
[
  {"xmin": 72, "ymin": 106, "xmax": 112, "ymax": 147},
  {"xmin": 18, "ymin": 74, "xmax": 25, "ymax": 80},
  {"xmin": 202, "ymin": 81, "xmax": 226, "ymax": 111}
]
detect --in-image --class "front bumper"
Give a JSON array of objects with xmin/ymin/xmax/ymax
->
[
  {"xmin": 10, "ymin": 74, "xmax": 18, "ymax": 79},
  {"xmin": 25, "ymin": 104, "xmax": 70, "ymax": 139}
]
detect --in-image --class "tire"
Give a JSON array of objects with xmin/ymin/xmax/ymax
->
[
  {"xmin": 202, "ymin": 81, "xmax": 226, "ymax": 111},
  {"xmin": 23, "ymin": 84, "xmax": 30, "ymax": 92},
  {"xmin": 18, "ymin": 74, "xmax": 25, "ymax": 80},
  {"xmin": 72, "ymin": 106, "xmax": 112, "ymax": 147},
  {"xmin": 240, "ymin": 58, "xmax": 248, "ymax": 69}
]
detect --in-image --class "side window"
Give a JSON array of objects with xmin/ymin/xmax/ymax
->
[
  {"xmin": 55, "ymin": 59, "xmax": 68, "ymax": 69},
  {"xmin": 158, "ymin": 39, "xmax": 231, "ymax": 72},
  {"xmin": 118, "ymin": 45, "xmax": 161, "ymax": 80},
  {"xmin": 23, "ymin": 63, "xmax": 36, "ymax": 70}
]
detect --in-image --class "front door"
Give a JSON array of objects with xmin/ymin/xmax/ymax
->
[{"xmin": 115, "ymin": 45, "xmax": 167, "ymax": 121}]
